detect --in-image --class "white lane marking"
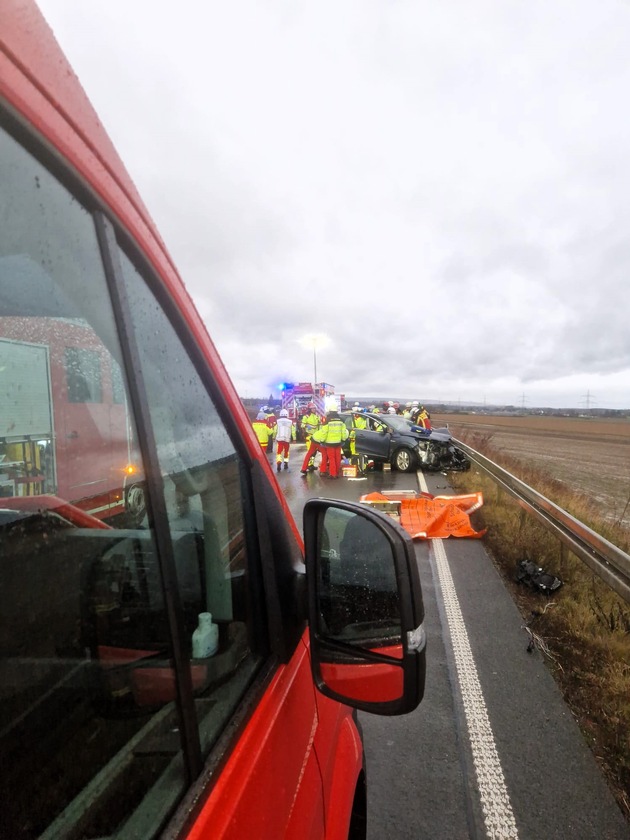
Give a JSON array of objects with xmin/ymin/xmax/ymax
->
[{"xmin": 418, "ymin": 471, "xmax": 519, "ymax": 840}]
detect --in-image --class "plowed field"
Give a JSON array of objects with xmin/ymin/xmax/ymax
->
[{"xmin": 431, "ymin": 414, "xmax": 630, "ymax": 528}]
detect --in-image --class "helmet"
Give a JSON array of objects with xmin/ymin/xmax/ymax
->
[
  {"xmin": 256, "ymin": 412, "xmax": 266, "ymax": 420},
  {"xmin": 405, "ymin": 401, "xmax": 412, "ymax": 407},
  {"xmin": 393, "ymin": 402, "xmax": 399, "ymax": 409},
  {"xmin": 307, "ymin": 402, "xmax": 315, "ymax": 410},
  {"xmin": 412, "ymin": 400, "xmax": 419, "ymax": 406},
  {"xmin": 280, "ymin": 409, "xmax": 288, "ymax": 417},
  {"xmin": 387, "ymin": 406, "xmax": 396, "ymax": 414}
]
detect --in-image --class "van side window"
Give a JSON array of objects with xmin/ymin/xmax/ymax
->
[
  {"xmin": 116, "ymin": 247, "xmax": 264, "ymax": 758},
  {"xmin": 111, "ymin": 357, "xmax": 125, "ymax": 404},
  {"xmin": 0, "ymin": 121, "xmax": 265, "ymax": 838}
]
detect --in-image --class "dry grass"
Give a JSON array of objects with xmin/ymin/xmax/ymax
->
[{"xmin": 449, "ymin": 431, "xmax": 630, "ymax": 821}]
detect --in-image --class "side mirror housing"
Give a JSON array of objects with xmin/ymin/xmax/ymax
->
[{"xmin": 304, "ymin": 498, "xmax": 426, "ymax": 715}]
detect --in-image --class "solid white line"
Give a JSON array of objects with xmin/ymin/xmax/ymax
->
[{"xmin": 418, "ymin": 471, "xmax": 519, "ymax": 839}]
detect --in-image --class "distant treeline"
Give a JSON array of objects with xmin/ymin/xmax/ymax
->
[{"xmin": 240, "ymin": 396, "xmax": 628, "ymax": 419}]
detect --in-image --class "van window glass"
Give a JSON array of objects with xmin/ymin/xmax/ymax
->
[
  {"xmin": 117, "ymin": 249, "xmax": 264, "ymax": 757},
  {"xmin": 111, "ymin": 357, "xmax": 126, "ymax": 404},
  {"xmin": 65, "ymin": 346, "xmax": 103, "ymax": 402},
  {"xmin": 0, "ymin": 126, "xmax": 187, "ymax": 837}
]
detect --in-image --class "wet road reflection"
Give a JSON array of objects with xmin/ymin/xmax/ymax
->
[{"xmin": 271, "ymin": 444, "xmax": 420, "ymax": 531}]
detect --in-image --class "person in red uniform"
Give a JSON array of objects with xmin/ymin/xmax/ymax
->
[
  {"xmin": 300, "ymin": 403, "xmax": 324, "ymax": 475},
  {"xmin": 312, "ymin": 410, "xmax": 349, "ymax": 479},
  {"xmin": 273, "ymin": 409, "xmax": 296, "ymax": 472}
]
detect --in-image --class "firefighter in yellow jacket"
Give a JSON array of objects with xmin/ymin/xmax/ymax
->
[
  {"xmin": 313, "ymin": 410, "xmax": 349, "ymax": 479},
  {"xmin": 252, "ymin": 412, "xmax": 272, "ymax": 449},
  {"xmin": 349, "ymin": 405, "xmax": 368, "ymax": 472}
]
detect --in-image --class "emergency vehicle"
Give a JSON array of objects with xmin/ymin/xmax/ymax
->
[
  {"xmin": 280, "ymin": 382, "xmax": 344, "ymax": 439},
  {"xmin": 0, "ymin": 317, "xmax": 142, "ymax": 522},
  {"xmin": 0, "ymin": 5, "xmax": 426, "ymax": 839}
]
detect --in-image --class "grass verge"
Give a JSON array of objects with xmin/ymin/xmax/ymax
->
[{"xmin": 449, "ymin": 430, "xmax": 630, "ymax": 821}]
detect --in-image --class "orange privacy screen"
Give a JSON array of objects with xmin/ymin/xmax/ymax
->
[{"xmin": 360, "ymin": 492, "xmax": 486, "ymax": 540}]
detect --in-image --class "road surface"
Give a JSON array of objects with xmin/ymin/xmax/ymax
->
[{"xmin": 276, "ymin": 447, "xmax": 628, "ymax": 840}]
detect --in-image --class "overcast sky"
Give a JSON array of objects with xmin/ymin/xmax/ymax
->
[{"xmin": 37, "ymin": 0, "xmax": 630, "ymax": 409}]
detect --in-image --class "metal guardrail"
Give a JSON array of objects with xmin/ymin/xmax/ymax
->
[{"xmin": 453, "ymin": 438, "xmax": 630, "ymax": 604}]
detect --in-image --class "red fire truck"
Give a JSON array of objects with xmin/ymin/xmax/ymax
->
[
  {"xmin": 0, "ymin": 316, "xmax": 142, "ymax": 522},
  {"xmin": 0, "ymin": 5, "xmax": 426, "ymax": 839},
  {"xmin": 280, "ymin": 382, "xmax": 344, "ymax": 439}
]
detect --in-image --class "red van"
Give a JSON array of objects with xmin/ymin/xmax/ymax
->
[{"xmin": 0, "ymin": 3, "xmax": 426, "ymax": 838}]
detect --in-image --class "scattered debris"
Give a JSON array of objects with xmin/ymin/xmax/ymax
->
[
  {"xmin": 522, "ymin": 605, "xmax": 563, "ymax": 670},
  {"xmin": 515, "ymin": 560, "xmax": 563, "ymax": 594}
]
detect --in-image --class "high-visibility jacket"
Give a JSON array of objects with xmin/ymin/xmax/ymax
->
[
  {"xmin": 413, "ymin": 408, "xmax": 431, "ymax": 429},
  {"xmin": 349, "ymin": 414, "xmax": 366, "ymax": 455},
  {"xmin": 273, "ymin": 417, "xmax": 296, "ymax": 443},
  {"xmin": 252, "ymin": 419, "xmax": 272, "ymax": 446},
  {"xmin": 301, "ymin": 412, "xmax": 321, "ymax": 435},
  {"xmin": 313, "ymin": 419, "xmax": 349, "ymax": 447}
]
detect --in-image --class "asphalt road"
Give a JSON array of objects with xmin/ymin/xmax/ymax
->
[{"xmin": 275, "ymin": 445, "xmax": 629, "ymax": 840}]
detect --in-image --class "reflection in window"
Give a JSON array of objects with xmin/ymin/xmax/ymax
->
[
  {"xmin": 65, "ymin": 346, "xmax": 102, "ymax": 402},
  {"xmin": 111, "ymin": 357, "xmax": 125, "ymax": 404},
  {"xmin": 318, "ymin": 508, "xmax": 401, "ymax": 645},
  {"xmin": 118, "ymin": 249, "xmax": 264, "ymax": 757},
  {"xmin": 0, "ymin": 125, "xmax": 182, "ymax": 838}
]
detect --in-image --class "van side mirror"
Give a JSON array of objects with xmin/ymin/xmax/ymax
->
[{"xmin": 304, "ymin": 499, "xmax": 426, "ymax": 715}]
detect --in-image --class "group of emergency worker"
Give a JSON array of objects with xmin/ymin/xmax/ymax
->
[
  {"xmin": 299, "ymin": 404, "xmax": 349, "ymax": 479},
  {"xmin": 252, "ymin": 406, "xmax": 295, "ymax": 471},
  {"xmin": 251, "ymin": 402, "xmax": 352, "ymax": 479},
  {"xmin": 366, "ymin": 400, "xmax": 431, "ymax": 428},
  {"xmin": 251, "ymin": 397, "xmax": 431, "ymax": 478}
]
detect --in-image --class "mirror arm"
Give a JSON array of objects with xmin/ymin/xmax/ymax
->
[{"xmin": 407, "ymin": 623, "xmax": 426, "ymax": 653}]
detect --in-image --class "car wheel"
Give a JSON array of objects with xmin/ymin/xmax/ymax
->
[{"xmin": 393, "ymin": 447, "xmax": 415, "ymax": 473}]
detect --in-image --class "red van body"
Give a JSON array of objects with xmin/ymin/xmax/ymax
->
[{"xmin": 0, "ymin": 4, "xmax": 425, "ymax": 838}]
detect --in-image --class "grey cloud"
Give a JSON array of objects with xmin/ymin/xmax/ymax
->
[{"xmin": 38, "ymin": 0, "xmax": 630, "ymax": 408}]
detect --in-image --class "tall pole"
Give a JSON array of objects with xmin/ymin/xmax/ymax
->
[{"xmin": 313, "ymin": 338, "xmax": 317, "ymax": 386}]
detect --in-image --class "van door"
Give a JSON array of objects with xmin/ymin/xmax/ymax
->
[{"xmin": 0, "ymin": 119, "xmax": 325, "ymax": 838}]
